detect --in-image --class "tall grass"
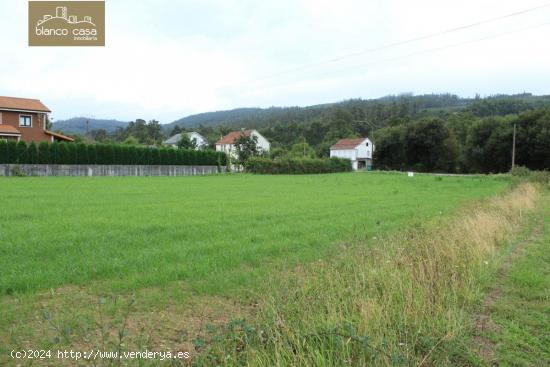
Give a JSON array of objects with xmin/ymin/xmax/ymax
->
[{"xmin": 199, "ymin": 184, "xmax": 539, "ymax": 366}]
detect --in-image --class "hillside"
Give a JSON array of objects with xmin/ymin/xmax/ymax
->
[
  {"xmin": 165, "ymin": 93, "xmax": 550, "ymax": 131},
  {"xmin": 53, "ymin": 117, "xmax": 129, "ymax": 134},
  {"xmin": 55, "ymin": 93, "xmax": 550, "ymax": 136}
]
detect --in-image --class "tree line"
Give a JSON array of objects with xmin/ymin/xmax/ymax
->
[
  {"xmin": 59, "ymin": 94, "xmax": 550, "ymax": 173},
  {"xmin": 374, "ymin": 108, "xmax": 550, "ymax": 173},
  {"xmin": 0, "ymin": 140, "xmax": 226, "ymax": 166}
]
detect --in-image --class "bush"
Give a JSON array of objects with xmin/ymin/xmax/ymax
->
[
  {"xmin": 27, "ymin": 141, "xmax": 38, "ymax": 164},
  {"xmin": 16, "ymin": 141, "xmax": 28, "ymax": 164},
  {"xmin": 245, "ymin": 157, "xmax": 352, "ymax": 174},
  {"xmin": 0, "ymin": 141, "xmax": 226, "ymax": 166},
  {"xmin": 510, "ymin": 165, "xmax": 531, "ymax": 177},
  {"xmin": 38, "ymin": 141, "xmax": 50, "ymax": 164},
  {"xmin": 510, "ymin": 165, "xmax": 550, "ymax": 187},
  {"xmin": 0, "ymin": 140, "xmax": 7, "ymax": 163}
]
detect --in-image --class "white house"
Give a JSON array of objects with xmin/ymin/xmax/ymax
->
[
  {"xmin": 330, "ymin": 137, "xmax": 374, "ymax": 170},
  {"xmin": 215, "ymin": 129, "xmax": 270, "ymax": 159},
  {"xmin": 163, "ymin": 131, "xmax": 208, "ymax": 150}
]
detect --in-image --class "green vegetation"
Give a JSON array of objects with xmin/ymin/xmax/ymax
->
[
  {"xmin": 469, "ymin": 197, "xmax": 550, "ymax": 366},
  {"xmin": 0, "ymin": 173, "xmax": 507, "ymax": 297},
  {"xmin": 374, "ymin": 108, "xmax": 550, "ymax": 173},
  {"xmin": 2, "ymin": 173, "xmax": 548, "ymax": 366},
  {"xmin": 196, "ymin": 184, "xmax": 540, "ymax": 366},
  {"xmin": 54, "ymin": 94, "xmax": 550, "ymax": 174},
  {"xmin": 245, "ymin": 156, "xmax": 351, "ymax": 174},
  {"xmin": 0, "ymin": 140, "xmax": 226, "ymax": 166}
]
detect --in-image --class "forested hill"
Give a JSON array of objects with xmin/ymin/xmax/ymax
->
[
  {"xmin": 165, "ymin": 93, "xmax": 550, "ymax": 131},
  {"xmin": 53, "ymin": 117, "xmax": 129, "ymax": 134}
]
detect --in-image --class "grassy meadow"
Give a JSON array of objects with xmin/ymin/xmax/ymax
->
[
  {"xmin": 0, "ymin": 173, "xmax": 508, "ymax": 296},
  {"xmin": 2, "ymin": 172, "xmax": 546, "ymax": 366}
]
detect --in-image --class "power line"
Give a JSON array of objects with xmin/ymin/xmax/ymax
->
[
  {"xmin": 229, "ymin": 2, "xmax": 550, "ymax": 88},
  {"xmin": 243, "ymin": 21, "xmax": 550, "ymax": 93}
]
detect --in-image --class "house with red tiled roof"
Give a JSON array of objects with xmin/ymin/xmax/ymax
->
[
  {"xmin": 215, "ymin": 129, "xmax": 270, "ymax": 158},
  {"xmin": 0, "ymin": 96, "xmax": 73, "ymax": 143},
  {"xmin": 330, "ymin": 137, "xmax": 374, "ymax": 170}
]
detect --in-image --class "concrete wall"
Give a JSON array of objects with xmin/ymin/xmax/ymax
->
[{"xmin": 0, "ymin": 164, "xmax": 225, "ymax": 177}]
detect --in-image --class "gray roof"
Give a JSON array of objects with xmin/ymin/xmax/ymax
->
[
  {"xmin": 164, "ymin": 131, "xmax": 206, "ymax": 145},
  {"xmin": 164, "ymin": 133, "xmax": 183, "ymax": 145}
]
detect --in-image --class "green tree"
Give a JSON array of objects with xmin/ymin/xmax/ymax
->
[
  {"xmin": 76, "ymin": 143, "xmax": 88, "ymax": 164},
  {"xmin": 16, "ymin": 141, "xmax": 27, "ymax": 164},
  {"xmin": 288, "ymin": 140, "xmax": 316, "ymax": 158},
  {"xmin": 177, "ymin": 134, "xmax": 197, "ymax": 150},
  {"xmin": 27, "ymin": 141, "xmax": 38, "ymax": 164},
  {"xmin": 57, "ymin": 142, "xmax": 69, "ymax": 164},
  {"xmin": 234, "ymin": 133, "xmax": 259, "ymax": 166},
  {"xmin": 0, "ymin": 140, "xmax": 7, "ymax": 163},
  {"xmin": 38, "ymin": 141, "xmax": 50, "ymax": 164},
  {"xmin": 87, "ymin": 144, "xmax": 97, "ymax": 164}
]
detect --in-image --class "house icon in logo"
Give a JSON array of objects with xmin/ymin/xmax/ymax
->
[{"xmin": 36, "ymin": 6, "xmax": 96, "ymax": 27}]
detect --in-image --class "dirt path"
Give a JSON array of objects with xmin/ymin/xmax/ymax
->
[{"xmin": 473, "ymin": 219, "xmax": 545, "ymax": 363}]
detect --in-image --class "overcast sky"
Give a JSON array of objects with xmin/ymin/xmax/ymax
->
[{"xmin": 1, "ymin": 0, "xmax": 549, "ymax": 123}]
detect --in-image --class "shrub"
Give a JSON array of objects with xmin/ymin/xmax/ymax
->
[
  {"xmin": 66, "ymin": 143, "xmax": 78, "ymax": 164},
  {"xmin": 87, "ymin": 144, "xmax": 97, "ymax": 164},
  {"xmin": 57, "ymin": 143, "xmax": 70, "ymax": 164},
  {"xmin": 6, "ymin": 141, "xmax": 17, "ymax": 164},
  {"xmin": 76, "ymin": 143, "xmax": 88, "ymax": 164},
  {"xmin": 0, "ymin": 140, "xmax": 8, "ymax": 163},
  {"xmin": 16, "ymin": 141, "xmax": 28, "ymax": 164},
  {"xmin": 0, "ymin": 141, "xmax": 225, "ymax": 166},
  {"xmin": 245, "ymin": 157, "xmax": 352, "ymax": 174},
  {"xmin": 27, "ymin": 141, "xmax": 38, "ymax": 164},
  {"xmin": 510, "ymin": 165, "xmax": 531, "ymax": 177},
  {"xmin": 38, "ymin": 141, "xmax": 50, "ymax": 164}
]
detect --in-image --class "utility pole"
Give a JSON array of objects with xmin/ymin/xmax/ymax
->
[{"xmin": 511, "ymin": 123, "xmax": 516, "ymax": 170}]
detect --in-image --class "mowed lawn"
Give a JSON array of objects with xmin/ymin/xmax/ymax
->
[{"xmin": 0, "ymin": 173, "xmax": 508, "ymax": 296}]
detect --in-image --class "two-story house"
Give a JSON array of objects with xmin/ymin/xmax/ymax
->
[
  {"xmin": 215, "ymin": 129, "xmax": 270, "ymax": 159},
  {"xmin": 330, "ymin": 137, "xmax": 374, "ymax": 170},
  {"xmin": 0, "ymin": 96, "xmax": 73, "ymax": 143}
]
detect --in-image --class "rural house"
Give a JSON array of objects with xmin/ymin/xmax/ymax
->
[
  {"xmin": 215, "ymin": 129, "xmax": 270, "ymax": 158},
  {"xmin": 164, "ymin": 131, "xmax": 207, "ymax": 149},
  {"xmin": 0, "ymin": 96, "xmax": 73, "ymax": 143},
  {"xmin": 330, "ymin": 137, "xmax": 374, "ymax": 170}
]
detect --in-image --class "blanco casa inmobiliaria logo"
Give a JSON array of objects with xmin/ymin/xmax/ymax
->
[
  {"xmin": 36, "ymin": 6, "xmax": 97, "ymax": 39},
  {"xmin": 29, "ymin": 1, "xmax": 105, "ymax": 46}
]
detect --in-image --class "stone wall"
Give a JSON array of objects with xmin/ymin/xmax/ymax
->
[{"xmin": 0, "ymin": 164, "xmax": 225, "ymax": 177}]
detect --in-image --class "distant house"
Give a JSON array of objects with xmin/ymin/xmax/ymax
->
[
  {"xmin": 0, "ymin": 96, "xmax": 73, "ymax": 143},
  {"xmin": 164, "ymin": 131, "xmax": 207, "ymax": 149},
  {"xmin": 330, "ymin": 137, "xmax": 374, "ymax": 170},
  {"xmin": 215, "ymin": 129, "xmax": 270, "ymax": 158}
]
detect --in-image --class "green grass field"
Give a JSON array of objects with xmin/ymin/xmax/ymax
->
[
  {"xmin": 0, "ymin": 173, "xmax": 507, "ymax": 297},
  {"xmin": 4, "ymin": 172, "xmax": 538, "ymax": 366}
]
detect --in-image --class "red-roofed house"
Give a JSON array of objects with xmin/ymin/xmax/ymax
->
[
  {"xmin": 330, "ymin": 137, "xmax": 374, "ymax": 170},
  {"xmin": 215, "ymin": 129, "xmax": 270, "ymax": 158},
  {"xmin": 0, "ymin": 96, "xmax": 73, "ymax": 143}
]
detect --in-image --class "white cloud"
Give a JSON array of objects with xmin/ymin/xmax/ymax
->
[{"xmin": 0, "ymin": 0, "xmax": 549, "ymax": 122}]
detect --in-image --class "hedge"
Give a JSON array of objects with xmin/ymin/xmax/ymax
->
[
  {"xmin": 245, "ymin": 157, "xmax": 352, "ymax": 174},
  {"xmin": 0, "ymin": 141, "xmax": 227, "ymax": 166}
]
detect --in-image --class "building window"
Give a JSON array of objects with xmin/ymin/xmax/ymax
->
[
  {"xmin": 19, "ymin": 115, "xmax": 32, "ymax": 127},
  {"xmin": 366, "ymin": 142, "xmax": 369, "ymax": 147}
]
